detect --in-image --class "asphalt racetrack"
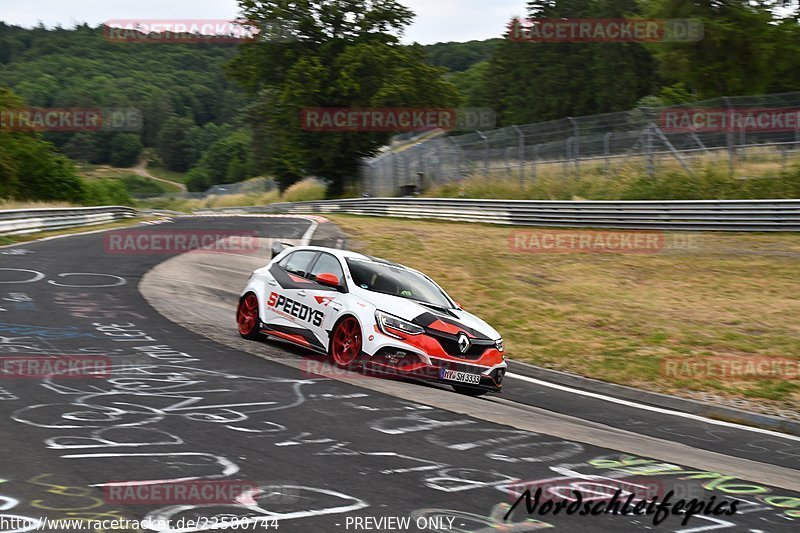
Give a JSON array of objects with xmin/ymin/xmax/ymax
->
[{"xmin": 0, "ymin": 215, "xmax": 798, "ymax": 533}]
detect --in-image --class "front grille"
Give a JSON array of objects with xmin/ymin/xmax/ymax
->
[
  {"xmin": 426, "ymin": 330, "xmax": 493, "ymax": 360},
  {"xmin": 436, "ymin": 360, "xmax": 488, "ymax": 375}
]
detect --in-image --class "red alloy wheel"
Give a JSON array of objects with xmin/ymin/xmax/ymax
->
[
  {"xmin": 331, "ymin": 317, "xmax": 362, "ymax": 368},
  {"xmin": 237, "ymin": 293, "xmax": 260, "ymax": 337}
]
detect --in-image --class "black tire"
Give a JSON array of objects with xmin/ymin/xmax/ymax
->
[
  {"xmin": 236, "ymin": 293, "xmax": 265, "ymax": 341},
  {"xmin": 453, "ymin": 385, "xmax": 490, "ymax": 397}
]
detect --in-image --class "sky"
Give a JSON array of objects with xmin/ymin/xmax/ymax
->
[{"xmin": 0, "ymin": 0, "xmax": 526, "ymax": 44}]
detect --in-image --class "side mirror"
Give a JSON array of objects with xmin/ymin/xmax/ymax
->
[{"xmin": 316, "ymin": 273, "xmax": 340, "ymax": 289}]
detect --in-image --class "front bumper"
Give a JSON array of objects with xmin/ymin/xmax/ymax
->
[{"xmin": 363, "ymin": 347, "xmax": 506, "ymax": 393}]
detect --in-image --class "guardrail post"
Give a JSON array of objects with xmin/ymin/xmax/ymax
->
[{"xmin": 512, "ymin": 125, "xmax": 525, "ymax": 188}]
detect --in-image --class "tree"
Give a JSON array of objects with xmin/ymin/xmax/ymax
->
[
  {"xmin": 228, "ymin": 0, "xmax": 460, "ymax": 195},
  {"xmin": 477, "ymin": 0, "xmax": 659, "ymax": 125},
  {"xmin": 185, "ymin": 132, "xmax": 255, "ymax": 192},
  {"xmin": 156, "ymin": 116, "xmax": 196, "ymax": 171},
  {"xmin": 108, "ymin": 133, "xmax": 143, "ymax": 167},
  {"xmin": 644, "ymin": 0, "xmax": 778, "ymax": 97},
  {"xmin": 0, "ymin": 87, "xmax": 84, "ymax": 202},
  {"xmin": 62, "ymin": 133, "xmax": 99, "ymax": 163}
]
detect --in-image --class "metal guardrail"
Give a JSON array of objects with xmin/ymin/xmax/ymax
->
[
  {"xmin": 0, "ymin": 206, "xmax": 138, "ymax": 236},
  {"xmin": 196, "ymin": 198, "xmax": 800, "ymax": 232}
]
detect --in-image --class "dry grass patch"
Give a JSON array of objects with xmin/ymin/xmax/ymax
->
[
  {"xmin": 328, "ymin": 215, "xmax": 800, "ymax": 412},
  {"xmin": 0, "ymin": 200, "xmax": 77, "ymax": 210}
]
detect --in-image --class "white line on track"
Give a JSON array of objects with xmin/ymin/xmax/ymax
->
[
  {"xmin": 507, "ymin": 372, "xmax": 800, "ymax": 442},
  {"xmin": 300, "ymin": 219, "xmax": 319, "ymax": 245}
]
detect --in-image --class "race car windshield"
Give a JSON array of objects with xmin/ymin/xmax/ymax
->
[{"xmin": 346, "ymin": 258, "xmax": 454, "ymax": 308}]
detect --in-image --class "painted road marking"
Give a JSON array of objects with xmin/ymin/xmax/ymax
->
[{"xmin": 506, "ymin": 372, "xmax": 800, "ymax": 443}]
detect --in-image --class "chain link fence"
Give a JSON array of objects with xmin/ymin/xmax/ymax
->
[{"xmin": 361, "ymin": 92, "xmax": 800, "ymax": 197}]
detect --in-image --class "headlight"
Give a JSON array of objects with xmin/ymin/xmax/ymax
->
[
  {"xmin": 376, "ymin": 310, "xmax": 424, "ymax": 338},
  {"xmin": 495, "ymin": 339, "xmax": 504, "ymax": 352}
]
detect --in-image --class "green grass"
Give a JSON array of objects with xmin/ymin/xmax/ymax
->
[
  {"xmin": 78, "ymin": 164, "xmax": 182, "ymax": 194},
  {"xmin": 146, "ymin": 165, "xmax": 188, "ymax": 185},
  {"xmin": 119, "ymin": 175, "xmax": 172, "ymax": 195}
]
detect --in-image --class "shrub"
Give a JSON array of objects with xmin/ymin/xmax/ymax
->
[
  {"xmin": 283, "ymin": 178, "xmax": 327, "ymax": 202},
  {"xmin": 82, "ymin": 179, "xmax": 132, "ymax": 206}
]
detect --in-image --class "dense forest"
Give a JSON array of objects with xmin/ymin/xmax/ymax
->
[{"xmin": 0, "ymin": 0, "xmax": 798, "ymax": 203}]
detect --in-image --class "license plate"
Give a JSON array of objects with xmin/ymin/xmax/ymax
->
[{"xmin": 441, "ymin": 369, "xmax": 481, "ymax": 385}]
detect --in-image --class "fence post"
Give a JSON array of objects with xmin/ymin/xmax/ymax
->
[
  {"xmin": 795, "ymin": 117, "xmax": 799, "ymax": 158},
  {"xmin": 421, "ymin": 147, "xmax": 429, "ymax": 188},
  {"xmin": 407, "ymin": 147, "xmax": 415, "ymax": 187},
  {"xmin": 448, "ymin": 136, "xmax": 463, "ymax": 180},
  {"xmin": 723, "ymin": 96, "xmax": 735, "ymax": 177},
  {"xmin": 392, "ymin": 152, "xmax": 399, "ymax": 196},
  {"xmin": 643, "ymin": 108, "xmax": 655, "ymax": 178},
  {"xmin": 565, "ymin": 137, "xmax": 574, "ymax": 178},
  {"xmin": 434, "ymin": 148, "xmax": 442, "ymax": 185},
  {"xmin": 477, "ymin": 131, "xmax": 489, "ymax": 179},
  {"xmin": 604, "ymin": 132, "xmax": 613, "ymax": 174},
  {"xmin": 512, "ymin": 125, "xmax": 525, "ymax": 188},
  {"xmin": 533, "ymin": 144, "xmax": 541, "ymax": 183},
  {"xmin": 568, "ymin": 117, "xmax": 580, "ymax": 180}
]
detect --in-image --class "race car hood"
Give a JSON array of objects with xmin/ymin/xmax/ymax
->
[{"xmin": 354, "ymin": 289, "xmax": 501, "ymax": 341}]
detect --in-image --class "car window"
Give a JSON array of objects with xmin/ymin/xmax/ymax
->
[
  {"xmin": 345, "ymin": 258, "xmax": 454, "ymax": 308},
  {"xmin": 279, "ymin": 251, "xmax": 318, "ymax": 277},
  {"xmin": 309, "ymin": 253, "xmax": 345, "ymax": 284}
]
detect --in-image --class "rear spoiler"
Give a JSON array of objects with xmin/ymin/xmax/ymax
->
[{"xmin": 271, "ymin": 242, "xmax": 295, "ymax": 259}]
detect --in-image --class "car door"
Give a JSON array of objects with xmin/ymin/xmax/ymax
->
[
  {"xmin": 305, "ymin": 252, "xmax": 347, "ymax": 347},
  {"xmin": 261, "ymin": 250, "xmax": 327, "ymax": 351}
]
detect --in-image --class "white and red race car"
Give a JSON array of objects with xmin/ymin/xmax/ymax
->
[{"xmin": 237, "ymin": 244, "xmax": 506, "ymax": 395}]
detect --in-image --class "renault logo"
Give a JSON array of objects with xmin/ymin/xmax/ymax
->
[{"xmin": 457, "ymin": 333, "xmax": 471, "ymax": 354}]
